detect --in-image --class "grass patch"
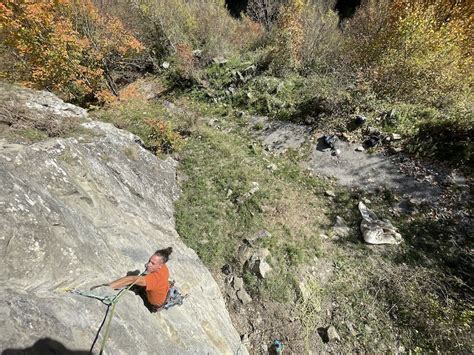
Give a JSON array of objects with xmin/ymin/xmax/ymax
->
[
  {"xmin": 173, "ymin": 103, "xmax": 330, "ymax": 301},
  {"xmin": 91, "ymin": 99, "xmax": 194, "ymax": 155}
]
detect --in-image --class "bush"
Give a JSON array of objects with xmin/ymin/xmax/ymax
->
[
  {"xmin": 299, "ymin": 0, "xmax": 340, "ymax": 73},
  {"xmin": 267, "ymin": 0, "xmax": 340, "ymax": 75},
  {"xmin": 0, "ymin": 0, "xmax": 143, "ymax": 104},
  {"xmin": 144, "ymin": 119, "xmax": 184, "ymax": 154},
  {"xmin": 125, "ymin": 0, "xmax": 263, "ymax": 61},
  {"xmin": 409, "ymin": 117, "xmax": 473, "ymax": 171},
  {"xmin": 269, "ymin": 0, "xmax": 305, "ymax": 74},
  {"xmin": 342, "ymin": 0, "xmax": 473, "ymax": 107},
  {"xmin": 246, "ymin": 0, "xmax": 285, "ymax": 30}
]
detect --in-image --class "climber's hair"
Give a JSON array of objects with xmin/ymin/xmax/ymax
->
[{"xmin": 154, "ymin": 247, "xmax": 173, "ymax": 263}]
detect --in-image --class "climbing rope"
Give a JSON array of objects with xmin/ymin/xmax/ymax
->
[
  {"xmin": 65, "ymin": 270, "xmax": 146, "ymax": 354},
  {"xmin": 66, "ymin": 288, "xmax": 116, "ymax": 306}
]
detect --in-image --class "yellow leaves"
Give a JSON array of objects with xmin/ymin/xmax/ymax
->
[
  {"xmin": 344, "ymin": 0, "xmax": 473, "ymax": 105},
  {"xmin": 1, "ymin": 0, "xmax": 143, "ymax": 103}
]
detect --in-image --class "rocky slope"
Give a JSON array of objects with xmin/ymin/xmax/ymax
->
[{"xmin": 0, "ymin": 84, "xmax": 246, "ymax": 354}]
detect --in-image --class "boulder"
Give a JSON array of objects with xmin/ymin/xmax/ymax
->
[
  {"xmin": 245, "ymin": 248, "xmax": 272, "ymax": 278},
  {"xmin": 0, "ymin": 84, "xmax": 246, "ymax": 354},
  {"xmin": 236, "ymin": 289, "xmax": 252, "ymax": 304},
  {"xmin": 327, "ymin": 325, "xmax": 341, "ymax": 342}
]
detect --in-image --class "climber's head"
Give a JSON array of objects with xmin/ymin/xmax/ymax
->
[{"xmin": 145, "ymin": 247, "xmax": 173, "ymax": 273}]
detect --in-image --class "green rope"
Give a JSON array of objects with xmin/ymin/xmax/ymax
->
[
  {"xmin": 67, "ymin": 288, "xmax": 116, "ymax": 305},
  {"xmin": 98, "ymin": 272, "xmax": 145, "ymax": 355}
]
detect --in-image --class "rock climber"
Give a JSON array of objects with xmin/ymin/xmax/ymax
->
[{"xmin": 92, "ymin": 247, "xmax": 172, "ymax": 311}]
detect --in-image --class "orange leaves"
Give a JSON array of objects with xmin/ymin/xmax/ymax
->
[
  {"xmin": 1, "ymin": 0, "xmax": 143, "ymax": 103},
  {"xmin": 144, "ymin": 118, "xmax": 184, "ymax": 154}
]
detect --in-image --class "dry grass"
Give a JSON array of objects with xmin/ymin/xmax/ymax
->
[
  {"xmin": 265, "ymin": 184, "xmax": 328, "ymax": 242},
  {"xmin": 0, "ymin": 103, "xmax": 84, "ymax": 143}
]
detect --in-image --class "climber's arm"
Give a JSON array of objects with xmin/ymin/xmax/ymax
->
[{"xmin": 108, "ymin": 275, "xmax": 146, "ymax": 289}]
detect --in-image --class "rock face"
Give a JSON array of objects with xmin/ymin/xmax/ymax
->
[{"xmin": 0, "ymin": 84, "xmax": 246, "ymax": 354}]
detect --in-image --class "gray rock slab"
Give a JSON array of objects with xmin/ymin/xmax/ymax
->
[
  {"xmin": 249, "ymin": 116, "xmax": 312, "ymax": 154},
  {"xmin": 305, "ymin": 137, "xmax": 442, "ymax": 201},
  {"xmin": 0, "ymin": 85, "xmax": 246, "ymax": 354}
]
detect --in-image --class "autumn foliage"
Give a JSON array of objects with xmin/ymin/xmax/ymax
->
[
  {"xmin": 342, "ymin": 0, "xmax": 473, "ymax": 106},
  {"xmin": 0, "ymin": 0, "xmax": 143, "ymax": 103}
]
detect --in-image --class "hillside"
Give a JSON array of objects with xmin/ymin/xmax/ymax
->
[{"xmin": 1, "ymin": 0, "xmax": 472, "ymax": 353}]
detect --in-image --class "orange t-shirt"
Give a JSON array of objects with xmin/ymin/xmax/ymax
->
[{"xmin": 144, "ymin": 264, "xmax": 170, "ymax": 306}]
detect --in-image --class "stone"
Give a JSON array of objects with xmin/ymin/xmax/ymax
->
[
  {"xmin": 237, "ymin": 243, "xmax": 253, "ymax": 264},
  {"xmin": 249, "ymin": 182, "xmax": 259, "ymax": 195},
  {"xmin": 243, "ymin": 247, "xmax": 272, "ymax": 278},
  {"xmin": 212, "ymin": 57, "xmax": 228, "ymax": 66},
  {"xmin": 192, "ymin": 49, "xmax": 202, "ymax": 58},
  {"xmin": 345, "ymin": 322, "xmax": 357, "ymax": 337},
  {"xmin": 366, "ymin": 126, "xmax": 379, "ymax": 135},
  {"xmin": 327, "ymin": 326, "xmax": 341, "ymax": 342},
  {"xmin": 249, "ymin": 229, "xmax": 271, "ymax": 243},
  {"xmin": 267, "ymin": 163, "xmax": 278, "ymax": 172},
  {"xmin": 391, "ymin": 133, "xmax": 402, "ymax": 141},
  {"xmin": 325, "ymin": 190, "xmax": 336, "ymax": 197},
  {"xmin": 0, "ymin": 84, "xmax": 247, "ymax": 355},
  {"xmin": 355, "ymin": 146, "xmax": 365, "ymax": 152},
  {"xmin": 333, "ymin": 216, "xmax": 350, "ymax": 237},
  {"xmin": 254, "ymin": 259, "xmax": 272, "ymax": 278},
  {"xmin": 236, "ymin": 289, "xmax": 252, "ymax": 304},
  {"xmin": 233, "ymin": 277, "xmax": 244, "ymax": 291},
  {"xmin": 254, "ymin": 248, "xmax": 270, "ymax": 259},
  {"xmin": 236, "ymin": 182, "xmax": 259, "ymax": 204}
]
